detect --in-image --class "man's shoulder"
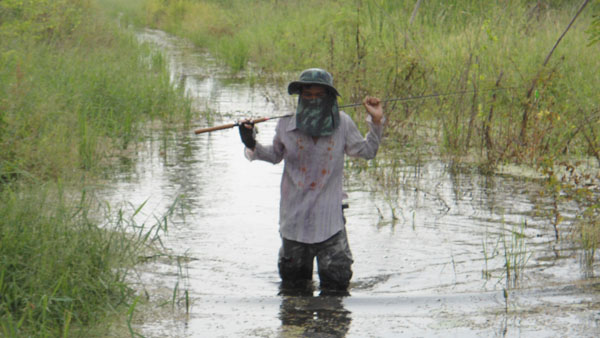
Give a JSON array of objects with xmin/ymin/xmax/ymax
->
[
  {"xmin": 338, "ymin": 111, "xmax": 356, "ymax": 127},
  {"xmin": 277, "ymin": 113, "xmax": 296, "ymax": 132},
  {"xmin": 339, "ymin": 110, "xmax": 352, "ymax": 121}
]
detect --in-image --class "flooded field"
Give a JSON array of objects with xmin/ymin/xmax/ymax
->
[{"xmin": 103, "ymin": 29, "xmax": 600, "ymax": 337}]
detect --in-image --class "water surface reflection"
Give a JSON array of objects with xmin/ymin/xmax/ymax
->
[{"xmin": 279, "ymin": 294, "xmax": 351, "ymax": 337}]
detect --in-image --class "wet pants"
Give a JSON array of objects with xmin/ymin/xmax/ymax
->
[{"xmin": 278, "ymin": 228, "xmax": 354, "ymax": 290}]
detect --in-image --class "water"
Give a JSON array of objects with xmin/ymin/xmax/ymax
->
[{"xmin": 103, "ymin": 29, "xmax": 600, "ymax": 337}]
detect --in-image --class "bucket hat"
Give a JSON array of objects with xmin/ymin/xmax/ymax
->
[{"xmin": 287, "ymin": 68, "xmax": 340, "ymax": 97}]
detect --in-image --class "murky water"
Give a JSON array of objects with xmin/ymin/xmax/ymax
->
[{"xmin": 103, "ymin": 29, "xmax": 600, "ymax": 337}]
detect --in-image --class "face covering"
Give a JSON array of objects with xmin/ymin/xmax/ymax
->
[{"xmin": 295, "ymin": 94, "xmax": 340, "ymax": 137}]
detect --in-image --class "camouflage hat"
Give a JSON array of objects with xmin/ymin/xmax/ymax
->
[{"xmin": 287, "ymin": 68, "xmax": 340, "ymax": 97}]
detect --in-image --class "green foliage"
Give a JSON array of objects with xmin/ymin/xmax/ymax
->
[
  {"xmin": 0, "ymin": 0, "xmax": 190, "ymax": 181},
  {"xmin": 0, "ymin": 0, "xmax": 191, "ymax": 334},
  {"xmin": 217, "ymin": 35, "xmax": 249, "ymax": 73},
  {"xmin": 0, "ymin": 185, "xmax": 114, "ymax": 335},
  {"xmin": 93, "ymin": 0, "xmax": 148, "ymax": 27},
  {"xmin": 0, "ymin": 183, "xmax": 168, "ymax": 336},
  {"xmin": 0, "ymin": 0, "xmax": 88, "ymax": 42}
]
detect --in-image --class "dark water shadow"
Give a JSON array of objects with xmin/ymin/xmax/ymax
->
[{"xmin": 278, "ymin": 283, "xmax": 352, "ymax": 337}]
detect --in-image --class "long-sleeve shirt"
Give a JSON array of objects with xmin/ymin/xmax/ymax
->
[{"xmin": 245, "ymin": 111, "xmax": 384, "ymax": 244}]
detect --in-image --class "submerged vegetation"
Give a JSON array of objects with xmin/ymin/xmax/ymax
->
[{"xmin": 0, "ymin": 0, "xmax": 190, "ymax": 335}]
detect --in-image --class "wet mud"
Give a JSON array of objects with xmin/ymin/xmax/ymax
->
[{"xmin": 102, "ymin": 29, "xmax": 600, "ymax": 337}]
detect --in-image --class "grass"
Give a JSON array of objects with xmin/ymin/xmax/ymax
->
[
  {"xmin": 480, "ymin": 220, "xmax": 531, "ymax": 290},
  {"xmin": 1, "ymin": 29, "xmax": 190, "ymax": 180},
  {"xmin": 130, "ymin": 0, "xmax": 599, "ymax": 165},
  {"xmin": 502, "ymin": 222, "xmax": 531, "ymax": 288},
  {"xmin": 0, "ymin": 0, "xmax": 192, "ymax": 335},
  {"xmin": 0, "ymin": 183, "xmax": 164, "ymax": 336}
]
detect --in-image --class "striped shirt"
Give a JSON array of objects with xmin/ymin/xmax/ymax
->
[{"xmin": 246, "ymin": 111, "xmax": 384, "ymax": 244}]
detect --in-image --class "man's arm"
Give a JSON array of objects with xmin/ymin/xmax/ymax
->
[
  {"xmin": 344, "ymin": 96, "xmax": 385, "ymax": 159},
  {"xmin": 239, "ymin": 119, "xmax": 285, "ymax": 164},
  {"xmin": 343, "ymin": 113, "xmax": 384, "ymax": 159}
]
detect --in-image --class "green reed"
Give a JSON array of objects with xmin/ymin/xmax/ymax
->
[
  {"xmin": 502, "ymin": 222, "xmax": 531, "ymax": 288},
  {"xmin": 1, "ymin": 1, "xmax": 190, "ymax": 181},
  {"xmin": 0, "ymin": 183, "xmax": 159, "ymax": 336},
  {"xmin": 480, "ymin": 220, "xmax": 530, "ymax": 289}
]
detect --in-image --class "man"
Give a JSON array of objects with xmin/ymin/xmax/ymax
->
[{"xmin": 239, "ymin": 68, "xmax": 384, "ymax": 294}]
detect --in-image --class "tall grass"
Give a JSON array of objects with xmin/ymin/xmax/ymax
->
[
  {"xmin": 134, "ymin": 0, "xmax": 599, "ymax": 165},
  {"xmin": 1, "ymin": 0, "xmax": 191, "ymax": 334},
  {"xmin": 1, "ymin": 0, "xmax": 190, "ymax": 181},
  {"xmin": 0, "ymin": 183, "xmax": 160, "ymax": 336}
]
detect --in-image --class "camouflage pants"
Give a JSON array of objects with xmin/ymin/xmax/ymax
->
[{"xmin": 278, "ymin": 228, "xmax": 354, "ymax": 291}]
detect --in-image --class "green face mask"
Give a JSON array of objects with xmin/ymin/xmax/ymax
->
[{"xmin": 295, "ymin": 94, "xmax": 340, "ymax": 137}]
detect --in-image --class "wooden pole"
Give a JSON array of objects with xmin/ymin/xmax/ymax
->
[{"xmin": 194, "ymin": 116, "xmax": 276, "ymax": 135}]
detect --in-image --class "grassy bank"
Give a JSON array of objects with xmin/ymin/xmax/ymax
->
[
  {"xmin": 1, "ymin": 0, "xmax": 190, "ymax": 181},
  {"xmin": 0, "ymin": 0, "xmax": 190, "ymax": 335},
  {"xmin": 0, "ymin": 183, "xmax": 159, "ymax": 337}
]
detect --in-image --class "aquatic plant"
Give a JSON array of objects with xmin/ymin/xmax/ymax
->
[
  {"xmin": 172, "ymin": 253, "xmax": 192, "ymax": 315},
  {"xmin": 480, "ymin": 220, "xmax": 531, "ymax": 289},
  {"xmin": 539, "ymin": 160, "xmax": 600, "ymax": 265},
  {"xmin": 501, "ymin": 221, "xmax": 531, "ymax": 288}
]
